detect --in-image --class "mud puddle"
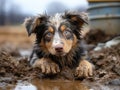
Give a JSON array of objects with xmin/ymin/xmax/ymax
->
[
  {"xmin": 15, "ymin": 79, "xmax": 89, "ymax": 90},
  {"xmin": 1, "ymin": 79, "xmax": 120, "ymax": 90},
  {"xmin": 0, "ymin": 79, "xmax": 89, "ymax": 90}
]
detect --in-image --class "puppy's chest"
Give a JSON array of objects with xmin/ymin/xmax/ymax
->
[{"xmin": 49, "ymin": 53, "xmax": 79, "ymax": 68}]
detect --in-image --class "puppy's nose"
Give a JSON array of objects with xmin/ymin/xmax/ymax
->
[{"xmin": 55, "ymin": 45, "xmax": 63, "ymax": 52}]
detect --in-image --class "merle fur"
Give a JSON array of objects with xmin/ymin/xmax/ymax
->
[{"xmin": 25, "ymin": 11, "xmax": 88, "ymax": 69}]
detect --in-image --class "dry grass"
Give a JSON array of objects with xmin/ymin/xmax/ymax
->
[{"xmin": 0, "ymin": 25, "xmax": 35, "ymax": 49}]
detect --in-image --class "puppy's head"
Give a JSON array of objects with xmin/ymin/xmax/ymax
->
[{"xmin": 24, "ymin": 11, "xmax": 88, "ymax": 56}]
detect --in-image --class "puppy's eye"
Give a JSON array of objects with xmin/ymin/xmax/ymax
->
[
  {"xmin": 63, "ymin": 30, "xmax": 72, "ymax": 39},
  {"xmin": 44, "ymin": 32, "xmax": 53, "ymax": 41}
]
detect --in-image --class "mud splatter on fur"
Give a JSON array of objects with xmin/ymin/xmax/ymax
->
[{"xmin": 24, "ymin": 11, "xmax": 93, "ymax": 78}]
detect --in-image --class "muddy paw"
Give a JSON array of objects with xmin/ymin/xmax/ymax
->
[
  {"xmin": 32, "ymin": 58, "xmax": 60, "ymax": 74},
  {"xmin": 75, "ymin": 60, "xmax": 93, "ymax": 78}
]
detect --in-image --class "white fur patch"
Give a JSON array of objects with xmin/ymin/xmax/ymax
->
[{"xmin": 49, "ymin": 13, "xmax": 66, "ymax": 30}]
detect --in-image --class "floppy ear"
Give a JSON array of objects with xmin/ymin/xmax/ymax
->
[
  {"xmin": 64, "ymin": 11, "xmax": 88, "ymax": 28},
  {"xmin": 24, "ymin": 15, "xmax": 48, "ymax": 36}
]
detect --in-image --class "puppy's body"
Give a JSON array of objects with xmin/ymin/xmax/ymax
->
[{"xmin": 24, "ymin": 11, "xmax": 93, "ymax": 77}]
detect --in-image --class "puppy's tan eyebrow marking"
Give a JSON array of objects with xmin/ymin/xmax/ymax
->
[
  {"xmin": 60, "ymin": 25, "xmax": 67, "ymax": 32},
  {"xmin": 48, "ymin": 26, "xmax": 54, "ymax": 33},
  {"xmin": 71, "ymin": 16, "xmax": 78, "ymax": 21}
]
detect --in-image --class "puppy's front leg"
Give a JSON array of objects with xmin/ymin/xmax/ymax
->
[
  {"xmin": 32, "ymin": 58, "xmax": 60, "ymax": 74},
  {"xmin": 75, "ymin": 59, "xmax": 93, "ymax": 78}
]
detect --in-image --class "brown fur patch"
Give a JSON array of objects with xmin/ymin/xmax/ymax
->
[
  {"xmin": 48, "ymin": 26, "xmax": 54, "ymax": 33},
  {"xmin": 62, "ymin": 39, "xmax": 73, "ymax": 53},
  {"xmin": 35, "ymin": 18, "xmax": 41, "ymax": 26},
  {"xmin": 32, "ymin": 18, "xmax": 41, "ymax": 31},
  {"xmin": 45, "ymin": 40, "xmax": 55, "ymax": 55},
  {"xmin": 60, "ymin": 25, "xmax": 67, "ymax": 32},
  {"xmin": 70, "ymin": 16, "xmax": 84, "ymax": 27},
  {"xmin": 71, "ymin": 16, "xmax": 78, "ymax": 21},
  {"xmin": 39, "ymin": 39, "xmax": 50, "ymax": 54},
  {"xmin": 72, "ymin": 35, "xmax": 78, "ymax": 47}
]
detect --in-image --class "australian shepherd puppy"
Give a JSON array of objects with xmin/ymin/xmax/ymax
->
[{"xmin": 24, "ymin": 11, "xmax": 93, "ymax": 78}]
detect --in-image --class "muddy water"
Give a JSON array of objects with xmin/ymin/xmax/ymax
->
[
  {"xmin": 1, "ymin": 79, "xmax": 89, "ymax": 90},
  {"xmin": 2, "ymin": 79, "xmax": 120, "ymax": 90},
  {"xmin": 31, "ymin": 79, "xmax": 120, "ymax": 90},
  {"xmin": 31, "ymin": 79, "xmax": 89, "ymax": 90}
]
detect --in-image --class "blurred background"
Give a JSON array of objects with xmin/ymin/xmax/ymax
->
[
  {"xmin": 0, "ymin": 0, "xmax": 120, "ymax": 49},
  {"xmin": 0, "ymin": 0, "xmax": 89, "ymax": 49},
  {"xmin": 0, "ymin": 0, "xmax": 89, "ymax": 25}
]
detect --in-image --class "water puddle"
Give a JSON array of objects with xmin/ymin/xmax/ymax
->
[
  {"xmin": 13, "ymin": 79, "xmax": 120, "ymax": 90},
  {"xmin": 0, "ymin": 77, "xmax": 120, "ymax": 90},
  {"xmin": 31, "ymin": 79, "xmax": 89, "ymax": 90},
  {"xmin": 1, "ymin": 79, "xmax": 89, "ymax": 90}
]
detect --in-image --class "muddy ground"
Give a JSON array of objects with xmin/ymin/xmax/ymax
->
[{"xmin": 0, "ymin": 27, "xmax": 120, "ymax": 90}]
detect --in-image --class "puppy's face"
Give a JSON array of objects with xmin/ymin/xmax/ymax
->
[
  {"xmin": 42, "ymin": 21, "xmax": 76, "ymax": 56},
  {"xmin": 24, "ymin": 11, "xmax": 88, "ymax": 56}
]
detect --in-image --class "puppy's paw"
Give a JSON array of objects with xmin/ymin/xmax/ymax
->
[
  {"xmin": 33, "ymin": 58, "xmax": 60, "ymax": 74},
  {"xmin": 75, "ymin": 60, "xmax": 93, "ymax": 78}
]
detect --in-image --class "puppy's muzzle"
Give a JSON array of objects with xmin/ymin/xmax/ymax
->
[
  {"xmin": 52, "ymin": 38, "xmax": 64, "ymax": 54},
  {"xmin": 55, "ymin": 44, "xmax": 63, "ymax": 52}
]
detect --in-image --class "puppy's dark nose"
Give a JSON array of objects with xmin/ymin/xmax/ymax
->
[{"xmin": 55, "ymin": 45, "xmax": 63, "ymax": 52}]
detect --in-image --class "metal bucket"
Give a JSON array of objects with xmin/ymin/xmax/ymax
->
[{"xmin": 88, "ymin": 2, "xmax": 120, "ymax": 35}]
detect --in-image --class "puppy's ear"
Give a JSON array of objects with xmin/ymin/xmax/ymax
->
[
  {"xmin": 24, "ymin": 15, "xmax": 48, "ymax": 36},
  {"xmin": 64, "ymin": 11, "xmax": 88, "ymax": 28}
]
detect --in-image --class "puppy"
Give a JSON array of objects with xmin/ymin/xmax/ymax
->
[{"xmin": 24, "ymin": 11, "xmax": 93, "ymax": 78}]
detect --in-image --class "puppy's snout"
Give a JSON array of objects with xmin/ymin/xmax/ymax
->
[{"xmin": 55, "ymin": 44, "xmax": 63, "ymax": 52}]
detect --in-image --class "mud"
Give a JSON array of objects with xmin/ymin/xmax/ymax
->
[
  {"xmin": 87, "ymin": 44, "xmax": 120, "ymax": 83},
  {"xmin": 85, "ymin": 29, "xmax": 119, "ymax": 45}
]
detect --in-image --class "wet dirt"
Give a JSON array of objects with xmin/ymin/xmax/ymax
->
[
  {"xmin": 0, "ymin": 27, "xmax": 120, "ymax": 90},
  {"xmin": 85, "ymin": 29, "xmax": 119, "ymax": 45},
  {"xmin": 88, "ymin": 44, "xmax": 120, "ymax": 84}
]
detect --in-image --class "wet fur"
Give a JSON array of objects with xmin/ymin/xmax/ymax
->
[{"xmin": 24, "ymin": 11, "xmax": 91, "ymax": 75}]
